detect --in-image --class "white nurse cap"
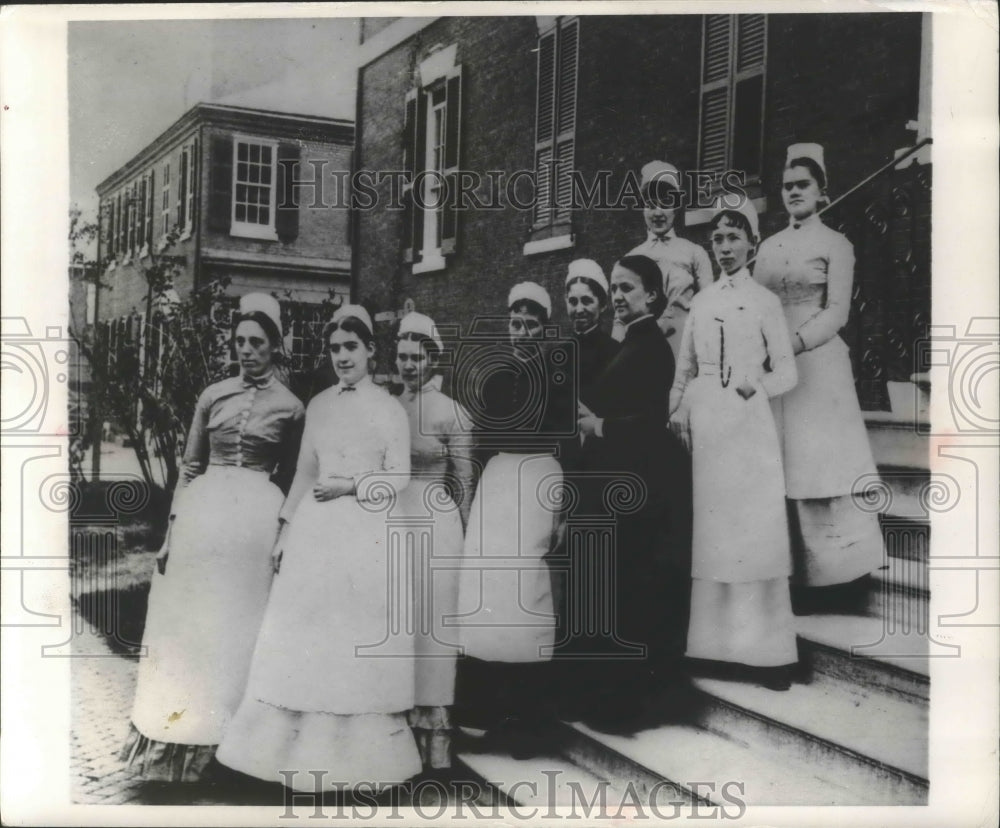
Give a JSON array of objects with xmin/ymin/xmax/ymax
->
[
  {"xmin": 397, "ymin": 311, "xmax": 443, "ymax": 351},
  {"xmin": 507, "ymin": 281, "xmax": 552, "ymax": 318},
  {"xmin": 785, "ymin": 143, "xmax": 826, "ymax": 177},
  {"xmin": 238, "ymin": 292, "xmax": 283, "ymax": 339},
  {"xmin": 331, "ymin": 303, "xmax": 374, "ymax": 337},
  {"xmin": 565, "ymin": 258, "xmax": 609, "ymax": 296}
]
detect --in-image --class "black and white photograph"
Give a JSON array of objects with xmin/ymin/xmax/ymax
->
[{"xmin": 1, "ymin": 2, "xmax": 997, "ymax": 825}]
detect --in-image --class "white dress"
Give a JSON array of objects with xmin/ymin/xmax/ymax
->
[
  {"xmin": 672, "ymin": 268, "xmax": 799, "ymax": 666},
  {"xmin": 754, "ymin": 215, "xmax": 883, "ymax": 586},
  {"xmin": 394, "ymin": 376, "xmax": 474, "ymax": 769},
  {"xmin": 216, "ymin": 375, "xmax": 421, "ymax": 790},
  {"xmin": 120, "ymin": 374, "xmax": 303, "ymax": 782}
]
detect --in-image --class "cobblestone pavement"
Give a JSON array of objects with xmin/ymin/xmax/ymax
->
[
  {"xmin": 70, "ymin": 620, "xmax": 146, "ymax": 804},
  {"xmin": 69, "ymin": 605, "xmax": 474, "ymax": 810},
  {"xmin": 69, "ymin": 609, "xmax": 289, "ymax": 808}
]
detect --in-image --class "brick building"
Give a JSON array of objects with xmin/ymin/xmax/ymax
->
[
  {"xmin": 95, "ymin": 103, "xmax": 354, "ymax": 384},
  {"xmin": 353, "ymin": 13, "xmax": 930, "ymax": 412}
]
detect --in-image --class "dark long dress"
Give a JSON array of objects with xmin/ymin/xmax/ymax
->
[{"xmin": 573, "ymin": 315, "xmax": 691, "ymax": 721}]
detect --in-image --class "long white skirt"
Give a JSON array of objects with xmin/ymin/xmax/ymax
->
[
  {"xmin": 216, "ymin": 491, "xmax": 420, "ymax": 787},
  {"xmin": 455, "ymin": 453, "xmax": 560, "ymax": 663},
  {"xmin": 686, "ymin": 577, "xmax": 798, "ymax": 666},
  {"xmin": 125, "ymin": 466, "xmax": 279, "ymax": 778}
]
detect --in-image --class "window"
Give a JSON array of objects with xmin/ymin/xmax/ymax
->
[
  {"xmin": 161, "ymin": 162, "xmax": 171, "ymax": 237},
  {"xmin": 127, "ymin": 183, "xmax": 138, "ymax": 256},
  {"xmin": 529, "ymin": 16, "xmax": 579, "ymax": 246},
  {"xmin": 177, "ymin": 141, "xmax": 198, "ymax": 236},
  {"xmin": 231, "ymin": 139, "xmax": 277, "ymax": 239},
  {"xmin": 206, "ymin": 134, "xmax": 300, "ymax": 243},
  {"xmin": 286, "ymin": 303, "xmax": 328, "ymax": 374},
  {"xmin": 116, "ymin": 192, "xmax": 126, "ymax": 256},
  {"xmin": 698, "ymin": 14, "xmax": 767, "ymax": 182},
  {"xmin": 402, "ymin": 50, "xmax": 462, "ymax": 272}
]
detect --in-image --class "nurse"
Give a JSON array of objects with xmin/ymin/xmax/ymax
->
[
  {"xmin": 216, "ymin": 304, "xmax": 421, "ymax": 791},
  {"xmin": 614, "ymin": 160, "xmax": 713, "ymax": 361},
  {"xmin": 669, "ymin": 199, "xmax": 800, "ymax": 690},
  {"xmin": 394, "ymin": 311, "xmax": 474, "ymax": 774},
  {"xmin": 753, "ymin": 144, "xmax": 883, "ymax": 611},
  {"xmin": 120, "ymin": 293, "xmax": 303, "ymax": 782},
  {"xmin": 577, "ymin": 254, "xmax": 685, "ymax": 730},
  {"xmin": 453, "ymin": 281, "xmax": 574, "ymax": 758}
]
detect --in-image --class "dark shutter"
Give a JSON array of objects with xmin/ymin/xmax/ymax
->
[
  {"xmin": 100, "ymin": 201, "xmax": 112, "ymax": 257},
  {"xmin": 178, "ymin": 149, "xmax": 189, "ymax": 229},
  {"xmin": 145, "ymin": 170, "xmax": 155, "ymax": 248},
  {"xmin": 699, "ymin": 15, "xmax": 733, "ymax": 174},
  {"xmin": 554, "ymin": 19, "xmax": 578, "ymax": 227},
  {"xmin": 402, "ymin": 89, "xmax": 417, "ymax": 263},
  {"xmin": 207, "ymin": 135, "xmax": 233, "ymax": 231},
  {"xmin": 189, "ymin": 138, "xmax": 199, "ymax": 231},
  {"xmin": 402, "ymin": 87, "xmax": 427, "ymax": 264},
  {"xmin": 440, "ymin": 65, "xmax": 462, "ymax": 256},
  {"xmin": 276, "ymin": 142, "xmax": 301, "ymax": 243},
  {"xmin": 533, "ymin": 28, "xmax": 557, "ymax": 227}
]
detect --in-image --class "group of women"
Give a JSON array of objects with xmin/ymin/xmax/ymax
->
[{"xmin": 121, "ymin": 141, "xmax": 884, "ymax": 791}]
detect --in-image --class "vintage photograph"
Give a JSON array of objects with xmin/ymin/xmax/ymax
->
[{"xmin": 2, "ymin": 2, "xmax": 998, "ymax": 825}]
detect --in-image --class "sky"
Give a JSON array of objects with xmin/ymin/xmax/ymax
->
[{"xmin": 68, "ymin": 17, "xmax": 360, "ymax": 219}]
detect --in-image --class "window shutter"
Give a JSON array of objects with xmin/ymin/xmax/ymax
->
[
  {"xmin": 554, "ymin": 19, "xmax": 578, "ymax": 227},
  {"xmin": 145, "ymin": 170, "xmax": 155, "ymax": 248},
  {"xmin": 533, "ymin": 29, "xmax": 557, "ymax": 227},
  {"xmin": 207, "ymin": 136, "xmax": 234, "ymax": 231},
  {"xmin": 276, "ymin": 142, "xmax": 301, "ymax": 243},
  {"xmin": 699, "ymin": 15, "xmax": 733, "ymax": 174},
  {"xmin": 100, "ymin": 201, "xmax": 112, "ymax": 257},
  {"xmin": 440, "ymin": 65, "xmax": 462, "ymax": 256},
  {"xmin": 736, "ymin": 14, "xmax": 766, "ymax": 72},
  {"xmin": 188, "ymin": 138, "xmax": 199, "ymax": 230},
  {"xmin": 178, "ymin": 149, "xmax": 188, "ymax": 229},
  {"xmin": 116, "ymin": 194, "xmax": 124, "ymax": 254},
  {"xmin": 403, "ymin": 87, "xmax": 427, "ymax": 264},
  {"xmin": 402, "ymin": 89, "xmax": 417, "ymax": 263}
]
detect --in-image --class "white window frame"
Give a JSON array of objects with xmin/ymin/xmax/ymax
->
[
  {"xmin": 230, "ymin": 135, "xmax": 279, "ymax": 241},
  {"xmin": 413, "ymin": 87, "xmax": 448, "ymax": 274}
]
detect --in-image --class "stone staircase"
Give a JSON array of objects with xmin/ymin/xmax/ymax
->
[{"xmin": 452, "ymin": 413, "xmax": 930, "ymax": 808}]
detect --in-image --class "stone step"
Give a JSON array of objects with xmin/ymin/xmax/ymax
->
[
  {"xmin": 880, "ymin": 513, "xmax": 930, "ymax": 562},
  {"xmin": 867, "ymin": 557, "xmax": 930, "ymax": 625},
  {"xmin": 795, "ymin": 614, "xmax": 930, "ymax": 702},
  {"xmin": 689, "ymin": 674, "xmax": 927, "ymax": 801},
  {"xmin": 558, "ymin": 718, "xmax": 901, "ymax": 806},
  {"xmin": 866, "ymin": 418, "xmax": 929, "ymax": 471},
  {"xmin": 454, "ymin": 733, "xmax": 628, "ymax": 809}
]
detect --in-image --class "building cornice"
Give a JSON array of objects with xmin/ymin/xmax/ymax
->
[
  {"xmin": 96, "ymin": 103, "xmax": 354, "ymax": 196},
  {"xmin": 201, "ymin": 246, "xmax": 351, "ymax": 277}
]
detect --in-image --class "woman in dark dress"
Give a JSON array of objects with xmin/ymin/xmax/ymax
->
[
  {"xmin": 576, "ymin": 254, "xmax": 689, "ymax": 732},
  {"xmin": 554, "ymin": 259, "xmax": 618, "ymax": 712}
]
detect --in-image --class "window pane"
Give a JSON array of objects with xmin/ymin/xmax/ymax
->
[
  {"xmin": 235, "ymin": 204, "xmax": 246, "ymax": 221},
  {"xmin": 247, "ymin": 206, "xmax": 258, "ymax": 224},
  {"xmin": 237, "ymin": 162, "xmax": 248, "ymax": 181},
  {"xmin": 236, "ymin": 184, "xmax": 247, "ymax": 202},
  {"xmin": 249, "ymin": 164, "xmax": 260, "ymax": 184},
  {"xmin": 249, "ymin": 144, "xmax": 260, "ymax": 163},
  {"xmin": 259, "ymin": 207, "xmax": 269, "ymax": 225},
  {"xmin": 237, "ymin": 142, "xmax": 248, "ymax": 161},
  {"xmin": 261, "ymin": 145, "xmax": 272, "ymax": 164},
  {"xmin": 261, "ymin": 165, "xmax": 271, "ymax": 185}
]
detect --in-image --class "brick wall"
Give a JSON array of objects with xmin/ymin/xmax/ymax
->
[
  {"xmin": 355, "ymin": 13, "xmax": 923, "ymax": 332},
  {"xmin": 198, "ymin": 126, "xmax": 352, "ymax": 264}
]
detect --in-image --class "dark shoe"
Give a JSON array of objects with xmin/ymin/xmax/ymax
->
[{"xmin": 755, "ymin": 666, "xmax": 793, "ymax": 691}]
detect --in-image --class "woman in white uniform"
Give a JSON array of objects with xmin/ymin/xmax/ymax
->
[
  {"xmin": 393, "ymin": 311, "xmax": 474, "ymax": 774},
  {"xmin": 453, "ymin": 282, "xmax": 575, "ymax": 758},
  {"xmin": 121, "ymin": 293, "xmax": 304, "ymax": 781},
  {"xmin": 670, "ymin": 201, "xmax": 800, "ymax": 690},
  {"xmin": 753, "ymin": 144, "xmax": 884, "ymax": 612},
  {"xmin": 216, "ymin": 304, "xmax": 421, "ymax": 791}
]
